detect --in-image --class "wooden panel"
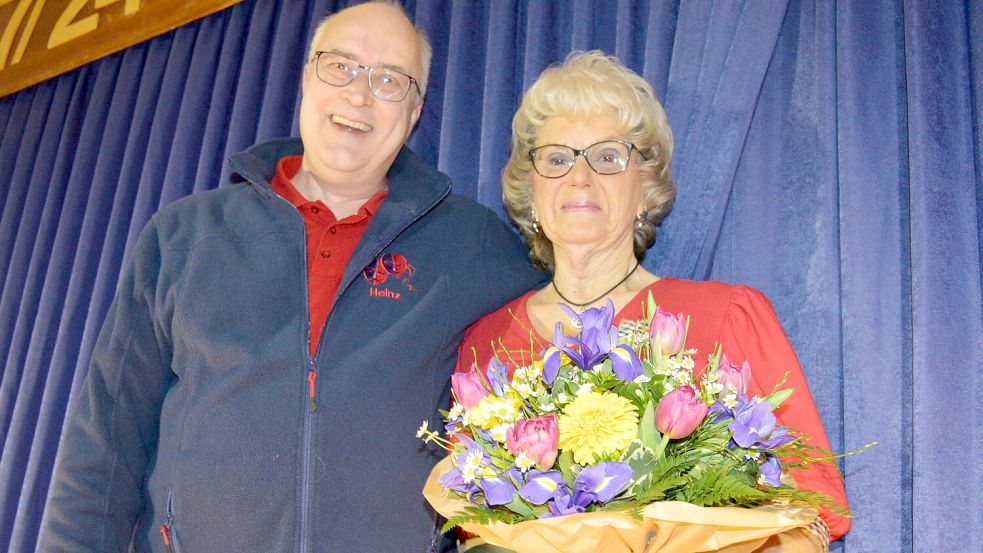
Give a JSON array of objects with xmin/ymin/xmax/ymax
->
[{"xmin": 0, "ymin": 0, "xmax": 247, "ymax": 97}]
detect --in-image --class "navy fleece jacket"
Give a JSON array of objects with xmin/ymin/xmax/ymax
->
[{"xmin": 40, "ymin": 138, "xmax": 543, "ymax": 553}]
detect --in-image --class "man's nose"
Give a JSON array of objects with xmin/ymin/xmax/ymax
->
[{"xmin": 342, "ymin": 71, "xmax": 375, "ymax": 106}]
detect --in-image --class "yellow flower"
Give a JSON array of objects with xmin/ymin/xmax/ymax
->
[
  {"xmin": 558, "ymin": 391, "xmax": 639, "ymax": 464},
  {"xmin": 469, "ymin": 395, "xmax": 522, "ymax": 430}
]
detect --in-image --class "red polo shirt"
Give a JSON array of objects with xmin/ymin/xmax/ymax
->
[{"xmin": 270, "ymin": 156, "xmax": 386, "ymax": 355}]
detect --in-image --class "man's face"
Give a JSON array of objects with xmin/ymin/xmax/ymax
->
[{"xmin": 299, "ymin": 3, "xmax": 423, "ymax": 190}]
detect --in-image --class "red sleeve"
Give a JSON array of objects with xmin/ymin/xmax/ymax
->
[{"xmin": 718, "ymin": 286, "xmax": 851, "ymax": 541}]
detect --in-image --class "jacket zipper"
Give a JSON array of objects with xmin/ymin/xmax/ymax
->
[
  {"xmin": 270, "ymin": 178, "xmax": 450, "ymax": 552},
  {"xmin": 300, "ymin": 355, "xmax": 317, "ymax": 553},
  {"xmin": 307, "ymin": 366, "xmax": 317, "ymax": 412},
  {"xmin": 270, "ymin": 192, "xmax": 318, "ymax": 553},
  {"xmin": 161, "ymin": 490, "xmax": 178, "ymax": 553}
]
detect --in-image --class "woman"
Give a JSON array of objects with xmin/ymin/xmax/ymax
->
[{"xmin": 455, "ymin": 51, "xmax": 849, "ymax": 548}]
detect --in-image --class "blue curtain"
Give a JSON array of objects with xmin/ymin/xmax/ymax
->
[{"xmin": 1, "ymin": 1, "xmax": 981, "ymax": 551}]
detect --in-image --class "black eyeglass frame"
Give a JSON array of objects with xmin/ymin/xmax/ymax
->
[
  {"xmin": 311, "ymin": 51, "xmax": 421, "ymax": 102},
  {"xmin": 528, "ymin": 140, "xmax": 646, "ymax": 178}
]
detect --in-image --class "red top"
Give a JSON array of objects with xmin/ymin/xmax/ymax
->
[
  {"xmin": 270, "ymin": 156, "xmax": 387, "ymax": 355},
  {"xmin": 455, "ymin": 277, "xmax": 850, "ymax": 540}
]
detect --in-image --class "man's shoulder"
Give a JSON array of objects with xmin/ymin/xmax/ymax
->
[{"xmin": 152, "ymin": 185, "xmax": 245, "ymax": 222}]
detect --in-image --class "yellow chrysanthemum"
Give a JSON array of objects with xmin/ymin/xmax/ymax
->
[{"xmin": 558, "ymin": 391, "xmax": 639, "ymax": 464}]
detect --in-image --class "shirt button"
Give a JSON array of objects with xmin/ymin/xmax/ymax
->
[
  {"xmin": 329, "ymin": 227, "xmax": 337, "ymax": 234},
  {"xmin": 310, "ymin": 206, "xmax": 320, "ymax": 214},
  {"xmin": 320, "ymin": 250, "xmax": 331, "ymax": 258}
]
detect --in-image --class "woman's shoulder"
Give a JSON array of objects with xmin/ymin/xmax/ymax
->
[
  {"xmin": 641, "ymin": 277, "xmax": 779, "ymax": 336},
  {"xmin": 461, "ymin": 290, "xmax": 538, "ymax": 345},
  {"xmin": 458, "ymin": 288, "xmax": 543, "ymax": 372},
  {"xmin": 653, "ymin": 277, "xmax": 771, "ymax": 309}
]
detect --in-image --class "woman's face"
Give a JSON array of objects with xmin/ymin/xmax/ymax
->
[{"xmin": 531, "ymin": 114, "xmax": 643, "ymax": 259}]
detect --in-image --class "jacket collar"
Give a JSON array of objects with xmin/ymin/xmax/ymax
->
[
  {"xmin": 227, "ymin": 137, "xmax": 451, "ymax": 214},
  {"xmin": 227, "ymin": 137, "xmax": 453, "ymax": 319}
]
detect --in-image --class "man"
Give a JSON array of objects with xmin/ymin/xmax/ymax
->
[{"xmin": 39, "ymin": 2, "xmax": 541, "ymax": 552}]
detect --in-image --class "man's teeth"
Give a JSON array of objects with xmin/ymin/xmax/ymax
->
[{"xmin": 331, "ymin": 115, "xmax": 372, "ymax": 132}]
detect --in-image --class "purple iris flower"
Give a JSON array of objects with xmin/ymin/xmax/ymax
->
[
  {"xmin": 559, "ymin": 302, "xmax": 616, "ymax": 370},
  {"xmin": 485, "ymin": 357, "xmax": 510, "ymax": 396},
  {"xmin": 758, "ymin": 426, "xmax": 795, "ymax": 449},
  {"xmin": 759, "ymin": 454, "xmax": 783, "ymax": 487},
  {"xmin": 728, "ymin": 398, "xmax": 793, "ymax": 450},
  {"xmin": 572, "ymin": 462, "xmax": 633, "ymax": 504},
  {"xmin": 609, "ymin": 344, "xmax": 644, "ymax": 382},
  {"xmin": 552, "ymin": 301, "xmax": 645, "ymax": 383},
  {"xmin": 440, "ymin": 467, "xmax": 480, "ymax": 496},
  {"xmin": 518, "ymin": 469, "xmax": 566, "ymax": 505},
  {"xmin": 480, "ymin": 472, "xmax": 518, "ymax": 505},
  {"xmin": 541, "ymin": 322, "xmax": 567, "ymax": 387},
  {"xmin": 543, "ymin": 486, "xmax": 586, "ymax": 518}
]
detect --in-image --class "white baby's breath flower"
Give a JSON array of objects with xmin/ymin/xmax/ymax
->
[
  {"xmin": 460, "ymin": 450, "xmax": 484, "ymax": 484},
  {"xmin": 416, "ymin": 421, "xmax": 428, "ymax": 438},
  {"xmin": 513, "ymin": 382, "xmax": 535, "ymax": 399},
  {"xmin": 490, "ymin": 423, "xmax": 512, "ymax": 443},
  {"xmin": 705, "ymin": 382, "xmax": 724, "ymax": 396},
  {"xmin": 723, "ymin": 392, "xmax": 739, "ymax": 409},
  {"xmin": 575, "ymin": 384, "xmax": 594, "ymax": 397},
  {"xmin": 448, "ymin": 404, "xmax": 465, "ymax": 420},
  {"xmin": 514, "ymin": 453, "xmax": 535, "ymax": 472}
]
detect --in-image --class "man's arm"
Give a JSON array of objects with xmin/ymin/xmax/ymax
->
[{"xmin": 39, "ymin": 222, "xmax": 173, "ymax": 552}]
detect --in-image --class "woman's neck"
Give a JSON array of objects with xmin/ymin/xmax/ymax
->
[{"xmin": 551, "ymin": 246, "xmax": 639, "ymax": 304}]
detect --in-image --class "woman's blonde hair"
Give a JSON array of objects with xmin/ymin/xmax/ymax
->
[{"xmin": 502, "ymin": 51, "xmax": 675, "ymax": 272}]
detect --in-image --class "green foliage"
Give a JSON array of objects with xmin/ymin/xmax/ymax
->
[
  {"xmin": 637, "ymin": 401, "xmax": 659, "ymax": 451},
  {"xmin": 442, "ymin": 507, "xmax": 524, "ymax": 533},
  {"xmin": 678, "ymin": 460, "xmax": 766, "ymax": 507}
]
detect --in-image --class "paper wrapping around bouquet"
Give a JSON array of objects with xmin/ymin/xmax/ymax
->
[{"xmin": 423, "ymin": 458, "xmax": 821, "ymax": 553}]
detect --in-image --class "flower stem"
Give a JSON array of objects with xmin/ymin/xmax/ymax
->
[{"xmin": 653, "ymin": 432, "xmax": 671, "ymax": 460}]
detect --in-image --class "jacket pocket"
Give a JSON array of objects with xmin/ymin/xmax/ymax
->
[{"xmin": 160, "ymin": 490, "xmax": 184, "ymax": 553}]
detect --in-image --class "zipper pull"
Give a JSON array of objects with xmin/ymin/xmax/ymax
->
[
  {"xmin": 160, "ymin": 523, "xmax": 174, "ymax": 553},
  {"xmin": 308, "ymin": 369, "xmax": 317, "ymax": 412}
]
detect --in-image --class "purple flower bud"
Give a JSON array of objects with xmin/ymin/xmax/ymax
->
[
  {"xmin": 654, "ymin": 385, "xmax": 709, "ymax": 439},
  {"xmin": 759, "ymin": 454, "xmax": 782, "ymax": 487}
]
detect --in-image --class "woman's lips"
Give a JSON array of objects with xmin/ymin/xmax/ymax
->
[{"xmin": 561, "ymin": 201, "xmax": 601, "ymax": 212}]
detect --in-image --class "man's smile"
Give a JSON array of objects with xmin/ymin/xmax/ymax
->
[{"xmin": 330, "ymin": 114, "xmax": 373, "ymax": 132}]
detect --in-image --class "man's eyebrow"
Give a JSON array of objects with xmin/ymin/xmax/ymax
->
[{"xmin": 326, "ymin": 49, "xmax": 413, "ymax": 76}]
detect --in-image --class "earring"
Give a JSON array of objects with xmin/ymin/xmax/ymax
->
[
  {"xmin": 531, "ymin": 209, "xmax": 541, "ymax": 234},
  {"xmin": 635, "ymin": 212, "xmax": 645, "ymax": 229}
]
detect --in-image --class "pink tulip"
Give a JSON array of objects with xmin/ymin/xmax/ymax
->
[
  {"xmin": 716, "ymin": 354, "xmax": 752, "ymax": 394},
  {"xmin": 505, "ymin": 415, "xmax": 559, "ymax": 470},
  {"xmin": 654, "ymin": 385, "xmax": 708, "ymax": 439},
  {"xmin": 451, "ymin": 365, "xmax": 489, "ymax": 409},
  {"xmin": 649, "ymin": 307, "xmax": 686, "ymax": 356}
]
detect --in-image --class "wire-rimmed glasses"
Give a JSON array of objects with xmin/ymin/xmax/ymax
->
[{"xmin": 312, "ymin": 51, "xmax": 420, "ymax": 102}]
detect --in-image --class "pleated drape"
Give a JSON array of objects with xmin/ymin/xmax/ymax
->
[{"xmin": 1, "ymin": 1, "xmax": 981, "ymax": 551}]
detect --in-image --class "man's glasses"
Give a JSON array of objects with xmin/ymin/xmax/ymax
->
[
  {"xmin": 312, "ymin": 51, "xmax": 420, "ymax": 102},
  {"xmin": 529, "ymin": 140, "xmax": 641, "ymax": 178}
]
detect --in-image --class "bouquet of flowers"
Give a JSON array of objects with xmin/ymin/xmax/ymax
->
[{"xmin": 420, "ymin": 293, "xmax": 851, "ymax": 552}]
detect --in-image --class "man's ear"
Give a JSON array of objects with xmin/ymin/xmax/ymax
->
[{"xmin": 410, "ymin": 100, "xmax": 423, "ymax": 128}]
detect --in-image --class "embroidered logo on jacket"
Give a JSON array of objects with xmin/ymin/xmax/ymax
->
[{"xmin": 363, "ymin": 253, "xmax": 417, "ymax": 299}]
